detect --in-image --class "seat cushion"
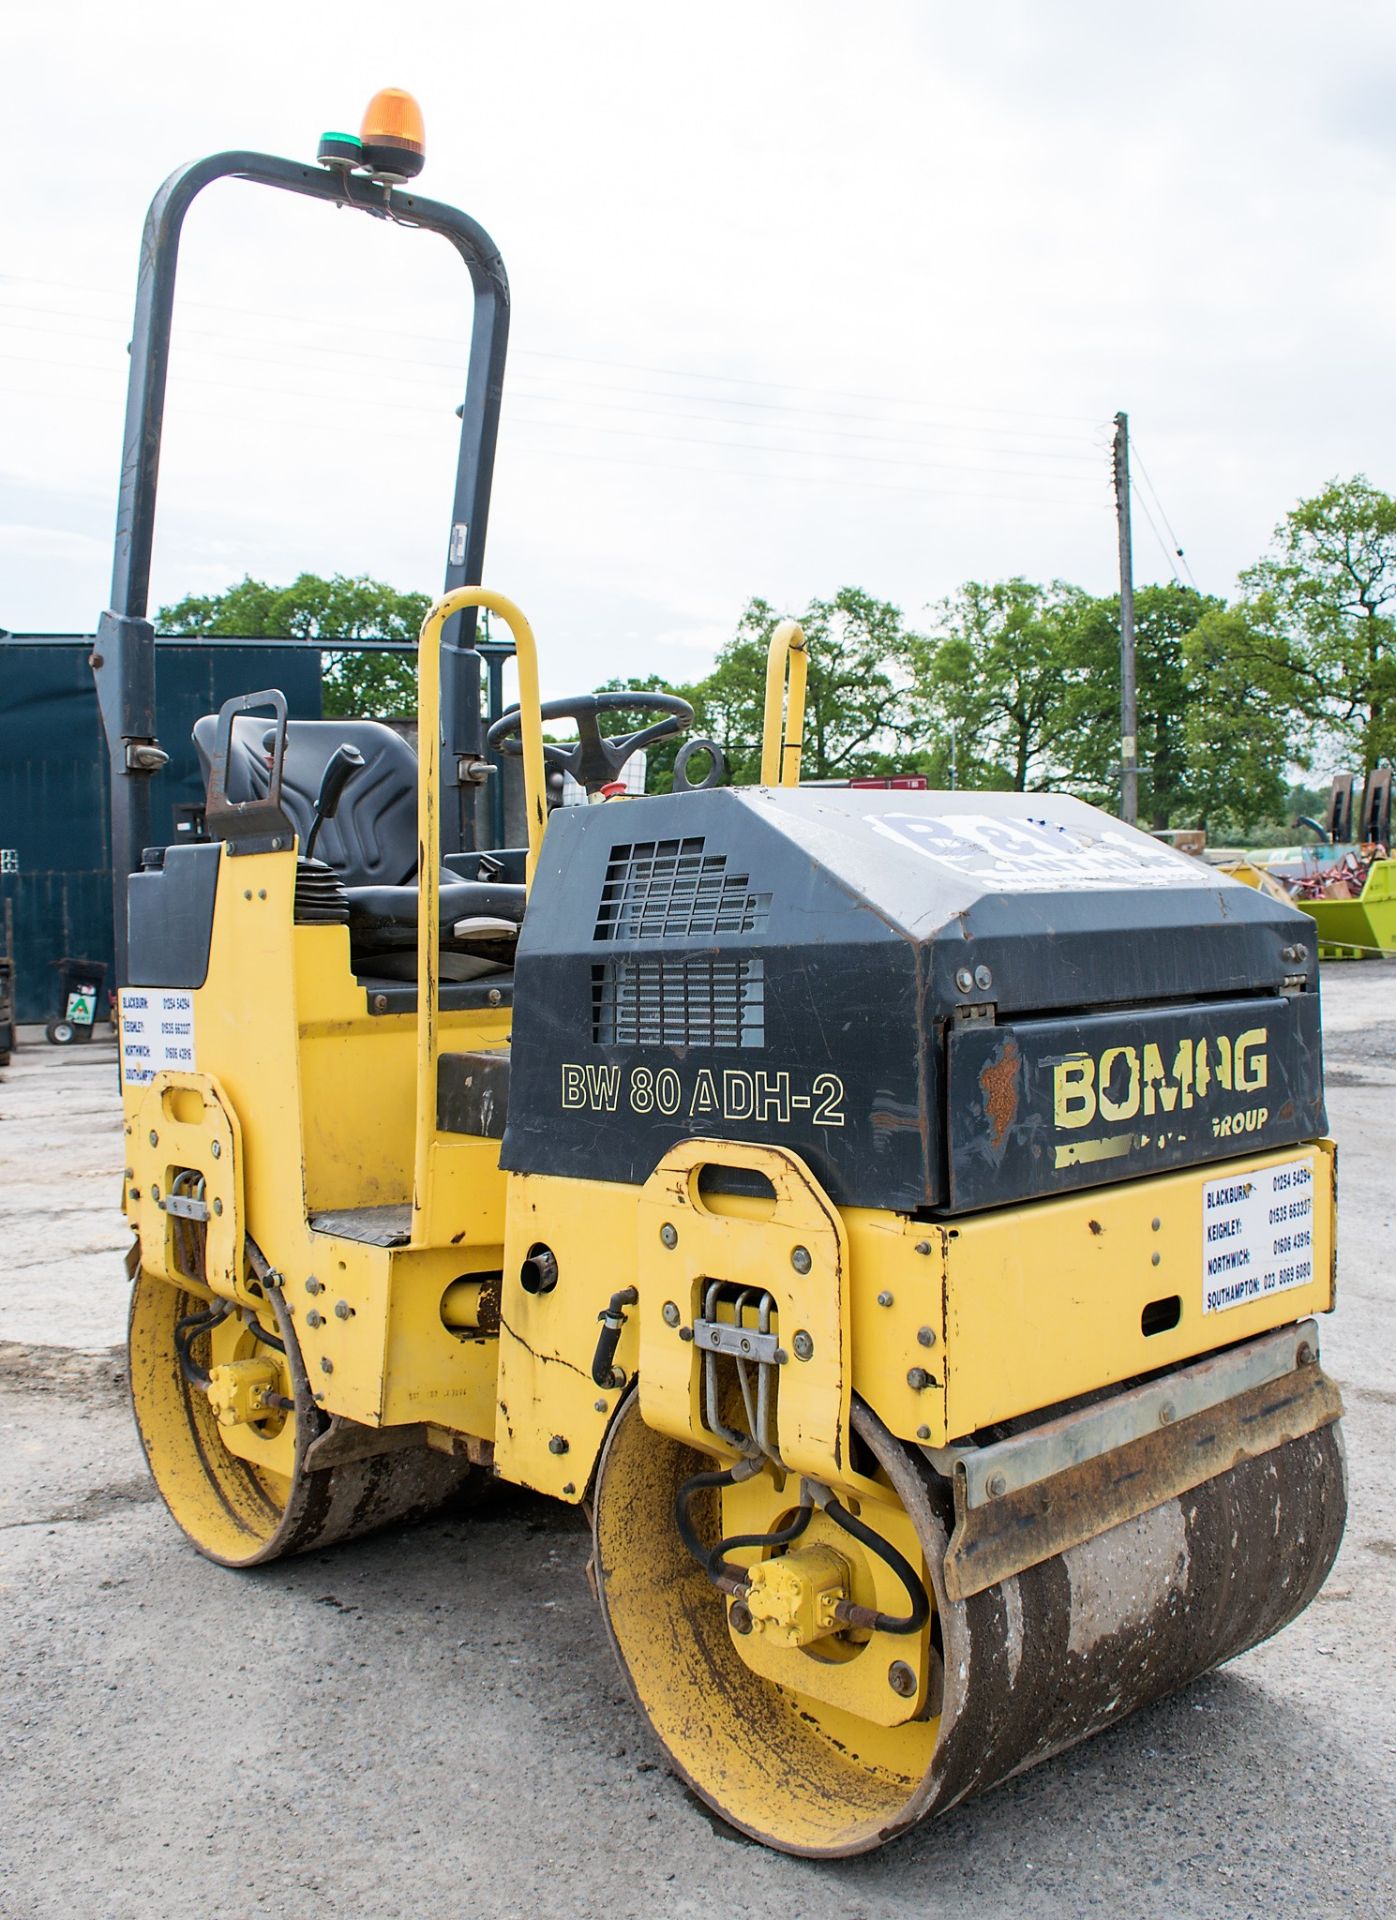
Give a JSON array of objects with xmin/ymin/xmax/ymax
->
[{"xmin": 344, "ymin": 879, "xmax": 526, "ymax": 933}]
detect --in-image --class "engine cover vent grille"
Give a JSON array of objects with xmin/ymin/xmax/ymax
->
[
  {"xmin": 594, "ymin": 838, "xmax": 769, "ymax": 941},
  {"xmin": 592, "ymin": 956, "xmax": 765, "ymax": 1049}
]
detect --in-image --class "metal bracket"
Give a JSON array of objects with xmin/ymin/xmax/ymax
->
[
  {"xmin": 202, "ymin": 688, "xmax": 297, "ymax": 855},
  {"xmin": 161, "ymin": 1191, "xmax": 210, "ymax": 1222},
  {"xmin": 692, "ymin": 1316, "xmax": 783, "ymax": 1365},
  {"xmin": 125, "ymin": 741, "xmax": 170, "ymax": 772},
  {"xmin": 927, "ymin": 1318, "xmax": 1323, "ymax": 1511}
]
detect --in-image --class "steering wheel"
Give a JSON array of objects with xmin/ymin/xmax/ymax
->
[{"xmin": 487, "ymin": 691, "xmax": 694, "ymax": 794}]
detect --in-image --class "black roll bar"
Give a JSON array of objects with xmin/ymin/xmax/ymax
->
[{"xmin": 93, "ymin": 149, "xmax": 510, "ymax": 979}]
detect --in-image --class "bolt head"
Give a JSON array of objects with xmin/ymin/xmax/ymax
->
[
  {"xmin": 594, "ymin": 1399, "xmax": 608, "ymax": 1414},
  {"xmin": 916, "ymin": 1424, "xmax": 931, "ymax": 1440},
  {"xmin": 974, "ymin": 964, "xmax": 992, "ymax": 991},
  {"xmin": 306, "ymin": 1309, "xmax": 323, "ymax": 1328},
  {"xmin": 986, "ymin": 1471, "xmax": 1008, "ymax": 1498},
  {"xmin": 876, "ymin": 1290, "xmax": 894, "ymax": 1308},
  {"xmin": 914, "ymin": 1240, "xmax": 932, "ymax": 1257},
  {"xmin": 955, "ymin": 967, "xmax": 974, "ymax": 994},
  {"xmin": 212, "ymin": 1196, "xmax": 223, "ymax": 1216},
  {"xmin": 487, "ymin": 988, "xmax": 502, "ymax": 1006},
  {"xmin": 151, "ymin": 1184, "xmax": 161, "ymax": 1203},
  {"xmin": 1296, "ymin": 1341, "xmax": 1315, "ymax": 1367},
  {"xmin": 148, "ymin": 1129, "xmax": 159, "ymax": 1147},
  {"xmin": 210, "ymin": 1140, "xmax": 221, "ymax": 1159},
  {"xmin": 1159, "ymin": 1401, "xmax": 1176, "ymax": 1425},
  {"xmin": 372, "ymin": 994, "xmax": 387, "ymax": 1013},
  {"xmin": 887, "ymin": 1660, "xmax": 917, "ymax": 1698},
  {"xmin": 906, "ymin": 1366, "xmax": 931, "ymax": 1392},
  {"xmin": 662, "ymin": 1300, "xmax": 680, "ymax": 1327},
  {"xmin": 917, "ymin": 1325, "xmax": 936, "ymax": 1348},
  {"xmin": 334, "ymin": 1300, "xmax": 353, "ymax": 1320},
  {"xmin": 729, "ymin": 1599, "xmax": 754, "ymax": 1636},
  {"xmin": 305, "ymin": 1276, "xmax": 322, "ymax": 1295},
  {"xmin": 1151, "ymin": 1216, "xmax": 1161, "ymax": 1232},
  {"xmin": 1151, "ymin": 1250, "xmax": 1161, "ymax": 1266},
  {"xmin": 660, "ymin": 1222, "xmax": 678, "ymax": 1250},
  {"xmin": 792, "ymin": 1330, "xmax": 814, "ymax": 1361},
  {"xmin": 790, "ymin": 1245, "xmax": 812, "ymax": 1274},
  {"xmin": 548, "ymin": 1434, "xmax": 570, "ymax": 1456},
  {"xmin": 320, "ymin": 1356, "xmax": 334, "ymax": 1375}
]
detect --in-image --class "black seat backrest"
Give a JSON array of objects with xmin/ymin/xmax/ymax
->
[{"xmin": 192, "ymin": 714, "xmax": 420, "ymax": 887}]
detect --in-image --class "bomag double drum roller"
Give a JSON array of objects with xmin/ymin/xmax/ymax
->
[{"xmin": 98, "ymin": 104, "xmax": 1345, "ymax": 1856}]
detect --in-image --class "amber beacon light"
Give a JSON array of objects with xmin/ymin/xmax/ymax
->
[{"xmin": 359, "ymin": 87, "xmax": 426, "ymax": 182}]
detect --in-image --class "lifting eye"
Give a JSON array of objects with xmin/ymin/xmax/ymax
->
[{"xmin": 519, "ymin": 1243, "xmax": 559, "ymax": 1296}]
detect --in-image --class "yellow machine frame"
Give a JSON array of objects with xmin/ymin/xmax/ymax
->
[
  {"xmin": 119, "ymin": 590, "xmax": 1340, "ymax": 1821},
  {"xmin": 122, "ymin": 590, "xmax": 1337, "ymax": 1503}
]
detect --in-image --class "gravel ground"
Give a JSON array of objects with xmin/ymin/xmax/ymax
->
[{"xmin": 2, "ymin": 973, "xmax": 1394, "ymax": 1920}]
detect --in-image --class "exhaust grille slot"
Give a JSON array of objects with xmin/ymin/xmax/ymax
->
[
  {"xmin": 592, "ymin": 955, "xmax": 765, "ymax": 1049},
  {"xmin": 594, "ymin": 838, "xmax": 770, "ymax": 941}
]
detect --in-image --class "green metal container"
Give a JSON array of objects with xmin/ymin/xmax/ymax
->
[{"xmin": 1297, "ymin": 857, "xmax": 1396, "ymax": 959}]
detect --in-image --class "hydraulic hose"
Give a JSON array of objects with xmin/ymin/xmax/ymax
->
[
  {"xmin": 242, "ymin": 1314, "xmax": 286, "ymax": 1353},
  {"xmin": 675, "ymin": 1465, "xmax": 743, "ymax": 1571},
  {"xmin": 592, "ymin": 1286, "xmax": 638, "ymax": 1389},
  {"xmin": 817, "ymin": 1489, "xmax": 931, "ymax": 1636},
  {"xmin": 706, "ymin": 1499, "xmax": 814, "ymax": 1582},
  {"xmin": 676, "ymin": 1465, "xmax": 930, "ymax": 1635},
  {"xmin": 173, "ymin": 1299, "xmax": 233, "ymax": 1390},
  {"xmin": 676, "ymin": 1466, "xmax": 813, "ymax": 1582}
]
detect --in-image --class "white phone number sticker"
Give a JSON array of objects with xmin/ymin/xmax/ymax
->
[
  {"xmin": 119, "ymin": 989, "xmax": 197, "ymax": 1086},
  {"xmin": 1201, "ymin": 1157, "xmax": 1315, "ymax": 1314}
]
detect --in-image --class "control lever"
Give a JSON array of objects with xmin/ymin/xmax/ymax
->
[{"xmin": 304, "ymin": 744, "xmax": 366, "ymax": 860}]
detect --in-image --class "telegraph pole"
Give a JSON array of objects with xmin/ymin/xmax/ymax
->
[{"xmin": 1112, "ymin": 410, "xmax": 1139, "ymax": 825}]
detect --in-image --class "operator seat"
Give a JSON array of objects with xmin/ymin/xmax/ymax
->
[
  {"xmin": 192, "ymin": 713, "xmax": 421, "ymax": 886},
  {"xmin": 191, "ymin": 715, "xmax": 526, "ymax": 949}
]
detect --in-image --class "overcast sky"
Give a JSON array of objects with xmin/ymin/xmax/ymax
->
[{"xmin": 4, "ymin": 1, "xmax": 1395, "ymax": 696}]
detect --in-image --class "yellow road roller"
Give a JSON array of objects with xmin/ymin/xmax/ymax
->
[{"xmin": 97, "ymin": 103, "xmax": 1345, "ymax": 1857}]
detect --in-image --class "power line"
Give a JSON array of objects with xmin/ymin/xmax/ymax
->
[
  {"xmin": 0, "ymin": 301, "xmax": 1104, "ymax": 455},
  {"xmin": 0, "ymin": 316, "xmax": 1107, "ymax": 466},
  {"xmin": 0, "ymin": 270, "xmax": 1103, "ymax": 429},
  {"xmin": 1130, "ymin": 480, "xmax": 1183, "ymax": 585},
  {"xmin": 0, "ymin": 347, "xmax": 1106, "ymax": 488},
  {"xmin": 1130, "ymin": 440, "xmax": 1200, "ymax": 590},
  {"xmin": 0, "ymin": 381, "xmax": 1109, "ymax": 515}
]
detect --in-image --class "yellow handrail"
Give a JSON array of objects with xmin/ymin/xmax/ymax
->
[
  {"xmin": 760, "ymin": 619, "xmax": 808, "ymax": 787},
  {"xmin": 411, "ymin": 586, "xmax": 547, "ymax": 1240}
]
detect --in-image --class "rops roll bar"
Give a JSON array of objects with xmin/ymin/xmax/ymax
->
[{"xmin": 93, "ymin": 149, "xmax": 511, "ymax": 978}]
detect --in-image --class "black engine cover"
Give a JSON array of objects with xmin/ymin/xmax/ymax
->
[{"xmin": 501, "ymin": 788, "xmax": 1325, "ymax": 1215}]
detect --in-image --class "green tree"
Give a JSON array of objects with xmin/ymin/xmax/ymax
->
[
  {"xmin": 1179, "ymin": 603, "xmax": 1292, "ymax": 834},
  {"xmin": 1240, "ymin": 475, "xmax": 1396, "ymax": 769},
  {"xmin": 912, "ymin": 579, "xmax": 1085, "ymax": 792},
  {"xmin": 1055, "ymin": 584, "xmax": 1224, "ymax": 827},
  {"xmin": 693, "ymin": 588, "xmax": 923, "ymax": 784},
  {"xmin": 157, "ymin": 572, "xmax": 429, "ymax": 717}
]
